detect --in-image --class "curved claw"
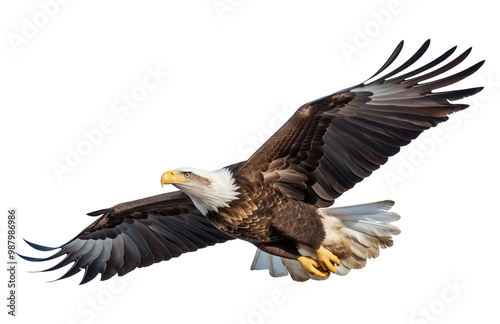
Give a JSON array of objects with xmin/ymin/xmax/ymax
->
[
  {"xmin": 297, "ymin": 256, "xmax": 329, "ymax": 277},
  {"xmin": 316, "ymin": 245, "xmax": 340, "ymax": 274}
]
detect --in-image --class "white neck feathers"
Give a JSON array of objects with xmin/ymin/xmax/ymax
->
[{"xmin": 174, "ymin": 168, "xmax": 240, "ymax": 215}]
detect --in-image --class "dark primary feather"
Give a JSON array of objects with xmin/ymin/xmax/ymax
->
[
  {"xmin": 19, "ymin": 190, "xmax": 235, "ymax": 284},
  {"xmin": 242, "ymin": 40, "xmax": 483, "ymax": 207}
]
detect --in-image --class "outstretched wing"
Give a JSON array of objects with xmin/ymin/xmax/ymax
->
[
  {"xmin": 241, "ymin": 40, "xmax": 484, "ymax": 207},
  {"xmin": 19, "ymin": 190, "xmax": 234, "ymax": 284}
]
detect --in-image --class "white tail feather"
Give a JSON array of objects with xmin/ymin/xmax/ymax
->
[
  {"xmin": 250, "ymin": 249, "xmax": 288, "ymax": 277},
  {"xmin": 321, "ymin": 200, "xmax": 400, "ymax": 275}
]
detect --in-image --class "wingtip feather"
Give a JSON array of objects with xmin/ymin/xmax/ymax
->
[
  {"xmin": 23, "ymin": 238, "xmax": 59, "ymax": 251},
  {"xmin": 16, "ymin": 253, "xmax": 47, "ymax": 262}
]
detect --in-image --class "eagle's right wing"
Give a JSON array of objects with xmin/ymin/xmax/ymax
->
[{"xmin": 19, "ymin": 190, "xmax": 234, "ymax": 284}]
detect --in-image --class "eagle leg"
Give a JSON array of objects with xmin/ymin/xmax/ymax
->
[
  {"xmin": 297, "ymin": 255, "xmax": 329, "ymax": 277},
  {"xmin": 316, "ymin": 245, "xmax": 340, "ymax": 273},
  {"xmin": 297, "ymin": 245, "xmax": 340, "ymax": 277}
]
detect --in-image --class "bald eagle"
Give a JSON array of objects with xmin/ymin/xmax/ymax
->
[{"xmin": 21, "ymin": 40, "xmax": 484, "ymax": 283}]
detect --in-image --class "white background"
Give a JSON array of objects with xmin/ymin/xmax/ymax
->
[{"xmin": 1, "ymin": 1, "xmax": 499, "ymax": 323}]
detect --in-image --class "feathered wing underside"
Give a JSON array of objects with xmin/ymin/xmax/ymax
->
[
  {"xmin": 241, "ymin": 40, "xmax": 484, "ymax": 207},
  {"xmin": 19, "ymin": 191, "xmax": 234, "ymax": 284}
]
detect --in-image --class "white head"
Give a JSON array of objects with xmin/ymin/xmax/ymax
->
[{"xmin": 160, "ymin": 167, "xmax": 240, "ymax": 215}]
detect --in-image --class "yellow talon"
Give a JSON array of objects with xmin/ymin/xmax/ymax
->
[
  {"xmin": 316, "ymin": 245, "xmax": 340, "ymax": 274},
  {"xmin": 298, "ymin": 246, "xmax": 341, "ymax": 277},
  {"xmin": 297, "ymin": 256, "xmax": 329, "ymax": 277}
]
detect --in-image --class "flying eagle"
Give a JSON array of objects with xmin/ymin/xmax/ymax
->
[{"xmin": 21, "ymin": 40, "xmax": 484, "ymax": 283}]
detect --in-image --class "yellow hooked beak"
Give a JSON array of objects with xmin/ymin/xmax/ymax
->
[{"xmin": 161, "ymin": 170, "xmax": 189, "ymax": 187}]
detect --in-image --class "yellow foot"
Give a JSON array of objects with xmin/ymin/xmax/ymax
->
[
  {"xmin": 316, "ymin": 245, "xmax": 340, "ymax": 274},
  {"xmin": 297, "ymin": 256, "xmax": 329, "ymax": 277}
]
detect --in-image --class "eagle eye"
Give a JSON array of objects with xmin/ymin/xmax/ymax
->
[{"xmin": 184, "ymin": 172, "xmax": 192, "ymax": 178}]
